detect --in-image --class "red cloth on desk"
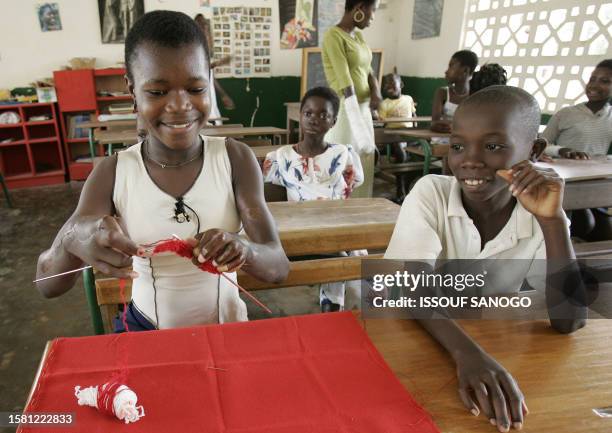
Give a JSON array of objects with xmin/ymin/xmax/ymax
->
[{"xmin": 22, "ymin": 312, "xmax": 440, "ymax": 433}]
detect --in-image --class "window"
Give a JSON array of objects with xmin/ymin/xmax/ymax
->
[{"xmin": 461, "ymin": 0, "xmax": 612, "ymax": 113}]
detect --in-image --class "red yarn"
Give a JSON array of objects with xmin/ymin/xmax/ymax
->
[
  {"xmin": 152, "ymin": 239, "xmax": 220, "ymax": 274},
  {"xmin": 148, "ymin": 238, "xmax": 270, "ymax": 314},
  {"xmin": 96, "ymin": 374, "xmax": 126, "ymax": 416}
]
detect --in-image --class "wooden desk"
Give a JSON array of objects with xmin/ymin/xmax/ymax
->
[
  {"xmin": 366, "ymin": 317, "xmax": 612, "ymax": 433},
  {"xmin": 27, "ymin": 317, "xmax": 612, "ymax": 432},
  {"xmin": 94, "ymin": 126, "xmax": 289, "ymax": 146},
  {"xmin": 536, "ymin": 157, "xmax": 612, "ymax": 209},
  {"xmin": 238, "ymin": 198, "xmax": 400, "ymax": 290},
  {"xmin": 384, "ymin": 128, "xmax": 451, "ymax": 174},
  {"xmin": 373, "ymin": 116, "xmax": 432, "ymax": 127}
]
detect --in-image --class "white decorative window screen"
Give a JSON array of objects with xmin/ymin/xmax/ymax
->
[{"xmin": 461, "ymin": 0, "xmax": 612, "ymax": 113}]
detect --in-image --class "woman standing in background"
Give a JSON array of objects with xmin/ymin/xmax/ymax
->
[{"xmin": 322, "ymin": 0, "xmax": 382, "ymax": 197}]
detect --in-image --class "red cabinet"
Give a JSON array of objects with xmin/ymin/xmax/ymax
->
[
  {"xmin": 53, "ymin": 68, "xmax": 130, "ymax": 180},
  {"xmin": 0, "ymin": 103, "xmax": 65, "ymax": 189}
]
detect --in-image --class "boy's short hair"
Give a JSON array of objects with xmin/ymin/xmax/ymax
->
[
  {"xmin": 596, "ymin": 59, "xmax": 612, "ymax": 71},
  {"xmin": 382, "ymin": 72, "xmax": 400, "ymax": 84},
  {"xmin": 345, "ymin": 0, "xmax": 377, "ymax": 11},
  {"xmin": 470, "ymin": 63, "xmax": 508, "ymax": 95},
  {"xmin": 458, "ymin": 85, "xmax": 541, "ymax": 141},
  {"xmin": 125, "ymin": 10, "xmax": 209, "ymax": 82},
  {"xmin": 452, "ymin": 50, "xmax": 479, "ymax": 74},
  {"xmin": 301, "ymin": 87, "xmax": 340, "ymax": 118}
]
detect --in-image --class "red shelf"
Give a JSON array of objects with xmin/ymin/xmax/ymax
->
[
  {"xmin": 4, "ymin": 171, "xmax": 34, "ymax": 180},
  {"xmin": 29, "ymin": 136, "xmax": 59, "ymax": 144},
  {"xmin": 0, "ymin": 140, "xmax": 26, "ymax": 147},
  {"xmin": 0, "ymin": 123, "xmax": 23, "ymax": 128},
  {"xmin": 26, "ymin": 120, "xmax": 55, "ymax": 126},
  {"xmin": 0, "ymin": 102, "xmax": 65, "ymax": 189}
]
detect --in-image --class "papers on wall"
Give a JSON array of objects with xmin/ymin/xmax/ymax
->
[{"xmin": 212, "ymin": 7, "xmax": 273, "ymax": 77}]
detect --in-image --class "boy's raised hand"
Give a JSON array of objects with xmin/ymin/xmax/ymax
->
[
  {"xmin": 456, "ymin": 349, "xmax": 528, "ymax": 432},
  {"xmin": 497, "ymin": 161, "xmax": 564, "ymax": 220}
]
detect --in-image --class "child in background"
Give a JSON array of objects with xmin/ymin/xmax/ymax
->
[
  {"xmin": 386, "ymin": 86, "xmax": 585, "ymax": 432},
  {"xmin": 469, "ymin": 63, "xmax": 507, "ymax": 95},
  {"xmin": 542, "ymin": 59, "xmax": 612, "ymax": 159},
  {"xmin": 541, "ymin": 59, "xmax": 612, "ymax": 240},
  {"xmin": 263, "ymin": 86, "xmax": 364, "ymax": 312},
  {"xmin": 378, "ymin": 71, "xmax": 416, "ymax": 163},
  {"xmin": 430, "ymin": 50, "xmax": 478, "ymax": 133},
  {"xmin": 36, "ymin": 11, "xmax": 289, "ymax": 331}
]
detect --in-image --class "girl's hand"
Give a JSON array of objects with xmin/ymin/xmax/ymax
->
[
  {"xmin": 66, "ymin": 216, "xmax": 140, "ymax": 278},
  {"xmin": 497, "ymin": 161, "xmax": 564, "ymax": 220},
  {"xmin": 188, "ymin": 229, "xmax": 251, "ymax": 272},
  {"xmin": 559, "ymin": 148, "xmax": 590, "ymax": 160},
  {"xmin": 456, "ymin": 349, "xmax": 528, "ymax": 432}
]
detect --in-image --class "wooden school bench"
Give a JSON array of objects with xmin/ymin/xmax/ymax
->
[{"xmin": 84, "ymin": 198, "xmax": 401, "ymax": 334}]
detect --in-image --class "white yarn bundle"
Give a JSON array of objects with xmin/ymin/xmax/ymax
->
[{"xmin": 74, "ymin": 383, "xmax": 145, "ymax": 424}]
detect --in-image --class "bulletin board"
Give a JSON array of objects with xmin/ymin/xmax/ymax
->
[
  {"xmin": 300, "ymin": 48, "xmax": 384, "ymax": 97},
  {"xmin": 212, "ymin": 6, "xmax": 273, "ymax": 77}
]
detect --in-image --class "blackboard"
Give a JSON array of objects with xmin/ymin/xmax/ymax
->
[{"xmin": 300, "ymin": 47, "xmax": 384, "ymax": 97}]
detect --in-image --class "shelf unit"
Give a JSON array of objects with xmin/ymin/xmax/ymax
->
[
  {"xmin": 0, "ymin": 103, "xmax": 65, "ymax": 189},
  {"xmin": 54, "ymin": 68, "xmax": 132, "ymax": 180}
]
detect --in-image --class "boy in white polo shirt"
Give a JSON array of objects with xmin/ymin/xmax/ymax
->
[
  {"xmin": 385, "ymin": 86, "xmax": 586, "ymax": 433},
  {"xmin": 541, "ymin": 59, "xmax": 612, "ymax": 241}
]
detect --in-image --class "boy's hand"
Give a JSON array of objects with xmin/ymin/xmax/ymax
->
[
  {"xmin": 187, "ymin": 229, "xmax": 251, "ymax": 273},
  {"xmin": 559, "ymin": 148, "xmax": 590, "ymax": 160},
  {"xmin": 456, "ymin": 349, "xmax": 528, "ymax": 432},
  {"xmin": 497, "ymin": 161, "xmax": 564, "ymax": 220}
]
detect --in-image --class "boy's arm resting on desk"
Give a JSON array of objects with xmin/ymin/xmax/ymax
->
[
  {"xmin": 224, "ymin": 138, "xmax": 289, "ymax": 283},
  {"xmin": 386, "ymin": 177, "xmax": 526, "ymax": 431},
  {"xmin": 497, "ymin": 161, "xmax": 586, "ymax": 334},
  {"xmin": 35, "ymin": 155, "xmax": 138, "ymax": 298}
]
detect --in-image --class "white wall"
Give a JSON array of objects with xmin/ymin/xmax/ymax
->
[
  {"xmin": 0, "ymin": 0, "xmax": 403, "ymax": 89},
  {"xmin": 396, "ymin": 0, "xmax": 468, "ymax": 77}
]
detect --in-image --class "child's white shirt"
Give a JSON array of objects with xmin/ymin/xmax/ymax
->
[{"xmin": 384, "ymin": 175, "xmax": 570, "ymax": 293}]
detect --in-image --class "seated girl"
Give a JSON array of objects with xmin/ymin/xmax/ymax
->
[
  {"xmin": 262, "ymin": 86, "xmax": 364, "ymax": 312},
  {"xmin": 430, "ymin": 50, "xmax": 479, "ymax": 133},
  {"xmin": 35, "ymin": 11, "xmax": 289, "ymax": 331}
]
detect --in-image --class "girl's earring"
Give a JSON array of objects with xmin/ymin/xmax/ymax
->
[{"xmin": 354, "ymin": 9, "xmax": 365, "ymax": 23}]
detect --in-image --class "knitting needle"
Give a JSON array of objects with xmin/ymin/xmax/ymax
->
[
  {"xmin": 219, "ymin": 273, "xmax": 273, "ymax": 315},
  {"xmin": 33, "ymin": 265, "xmax": 93, "ymax": 283}
]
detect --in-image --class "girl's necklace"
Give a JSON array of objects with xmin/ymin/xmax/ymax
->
[
  {"xmin": 144, "ymin": 138, "xmax": 203, "ymax": 169},
  {"xmin": 451, "ymin": 84, "xmax": 469, "ymax": 97}
]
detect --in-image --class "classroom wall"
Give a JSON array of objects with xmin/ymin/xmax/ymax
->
[{"xmin": 0, "ymin": 0, "xmax": 400, "ymax": 89}]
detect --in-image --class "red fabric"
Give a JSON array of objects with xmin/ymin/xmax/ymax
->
[{"xmin": 21, "ymin": 313, "xmax": 440, "ymax": 433}]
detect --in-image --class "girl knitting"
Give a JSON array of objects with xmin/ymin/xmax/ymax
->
[{"xmin": 35, "ymin": 11, "xmax": 289, "ymax": 330}]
